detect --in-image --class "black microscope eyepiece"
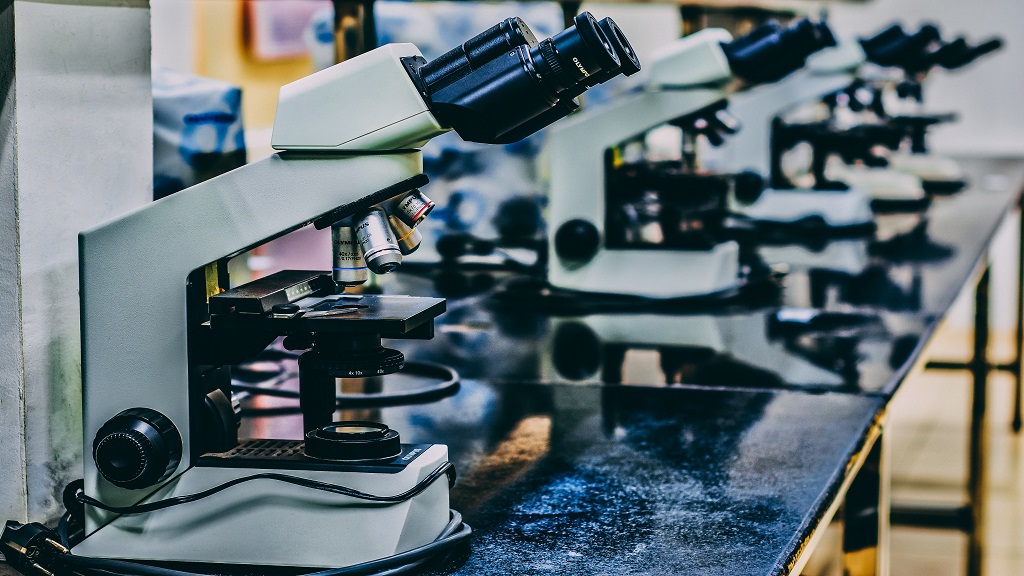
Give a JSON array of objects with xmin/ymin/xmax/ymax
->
[
  {"xmin": 406, "ymin": 12, "xmax": 641, "ymax": 145},
  {"xmin": 594, "ymin": 17, "xmax": 642, "ymax": 81},
  {"xmin": 934, "ymin": 36, "xmax": 1004, "ymax": 70},
  {"xmin": 417, "ymin": 17, "xmax": 537, "ymax": 90},
  {"xmin": 722, "ymin": 18, "xmax": 838, "ymax": 86},
  {"xmin": 545, "ymin": 12, "xmax": 621, "ymax": 87},
  {"xmin": 860, "ymin": 22, "xmax": 942, "ymax": 70}
]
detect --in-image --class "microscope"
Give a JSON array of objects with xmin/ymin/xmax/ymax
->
[
  {"xmin": 546, "ymin": 18, "xmax": 836, "ymax": 298},
  {"xmin": 766, "ymin": 115, "xmax": 924, "ymax": 212},
  {"xmin": 723, "ymin": 29, "xmax": 928, "ymax": 225},
  {"xmin": 828, "ymin": 24, "xmax": 1002, "ymax": 196},
  {"xmin": 729, "ymin": 23, "xmax": 1001, "ymax": 227},
  {"xmin": 0, "ymin": 14, "xmax": 640, "ymax": 575},
  {"xmin": 715, "ymin": 37, "xmax": 876, "ymax": 230}
]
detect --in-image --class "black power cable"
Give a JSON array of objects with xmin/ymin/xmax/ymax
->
[
  {"xmin": 34, "ymin": 511, "xmax": 470, "ymax": 576},
  {"xmin": 76, "ymin": 462, "xmax": 454, "ymax": 515},
  {"xmin": 234, "ymin": 361, "xmax": 460, "ymax": 411},
  {"xmin": 6, "ymin": 472, "xmax": 470, "ymax": 576}
]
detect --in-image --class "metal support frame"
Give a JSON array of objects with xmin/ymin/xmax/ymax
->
[
  {"xmin": 892, "ymin": 266, "xmax": 992, "ymax": 576},
  {"xmin": 890, "ymin": 198, "xmax": 1024, "ymax": 576},
  {"xmin": 922, "ymin": 202, "xmax": 1024, "ymax": 419},
  {"xmin": 790, "ymin": 422, "xmax": 889, "ymax": 576},
  {"xmin": 1014, "ymin": 200, "xmax": 1024, "ymax": 433},
  {"xmin": 843, "ymin": 435, "xmax": 890, "ymax": 576}
]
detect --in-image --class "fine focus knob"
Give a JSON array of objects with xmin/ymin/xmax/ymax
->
[
  {"xmin": 93, "ymin": 408, "xmax": 182, "ymax": 490},
  {"xmin": 555, "ymin": 219, "xmax": 600, "ymax": 263},
  {"xmin": 304, "ymin": 421, "xmax": 402, "ymax": 462}
]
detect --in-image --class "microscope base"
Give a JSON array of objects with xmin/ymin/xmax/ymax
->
[
  {"xmin": 827, "ymin": 164, "xmax": 929, "ymax": 208},
  {"xmin": 757, "ymin": 240, "xmax": 869, "ymax": 276},
  {"xmin": 549, "ymin": 241, "xmax": 741, "ymax": 299},
  {"xmin": 736, "ymin": 187, "xmax": 875, "ymax": 230},
  {"xmin": 889, "ymin": 152, "xmax": 967, "ymax": 194},
  {"xmin": 74, "ymin": 444, "xmax": 451, "ymax": 569}
]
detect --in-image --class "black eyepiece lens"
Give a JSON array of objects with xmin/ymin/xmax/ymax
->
[
  {"xmin": 547, "ymin": 11, "xmax": 620, "ymax": 84},
  {"xmin": 415, "ymin": 12, "xmax": 639, "ymax": 144},
  {"xmin": 464, "ymin": 17, "xmax": 537, "ymax": 66},
  {"xmin": 723, "ymin": 18, "xmax": 836, "ymax": 85},
  {"xmin": 599, "ymin": 17, "xmax": 641, "ymax": 77}
]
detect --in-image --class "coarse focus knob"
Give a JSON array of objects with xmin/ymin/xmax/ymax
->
[
  {"xmin": 93, "ymin": 408, "xmax": 182, "ymax": 490},
  {"xmin": 555, "ymin": 219, "xmax": 600, "ymax": 263},
  {"xmin": 733, "ymin": 170, "xmax": 766, "ymax": 205}
]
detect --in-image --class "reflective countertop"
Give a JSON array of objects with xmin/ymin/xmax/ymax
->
[
  {"xmin": 240, "ymin": 381, "xmax": 883, "ymax": 575},
  {"xmin": 379, "ymin": 157, "xmax": 1024, "ymax": 397},
  {"xmin": 231, "ymin": 158, "xmax": 1022, "ymax": 574}
]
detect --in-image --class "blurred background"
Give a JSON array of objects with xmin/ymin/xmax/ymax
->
[
  {"xmin": 2, "ymin": 1, "xmax": 1021, "ymax": 574},
  {"xmin": 148, "ymin": 0, "xmax": 1023, "ymax": 330}
]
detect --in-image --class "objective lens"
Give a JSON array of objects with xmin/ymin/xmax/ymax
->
[
  {"xmin": 393, "ymin": 189, "xmax": 435, "ymax": 227},
  {"xmin": 331, "ymin": 225, "xmax": 368, "ymax": 286},
  {"xmin": 388, "ymin": 215, "xmax": 423, "ymax": 255},
  {"xmin": 354, "ymin": 208, "xmax": 402, "ymax": 274}
]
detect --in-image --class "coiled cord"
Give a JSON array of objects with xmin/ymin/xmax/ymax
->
[{"xmin": 234, "ymin": 361, "xmax": 460, "ymax": 417}]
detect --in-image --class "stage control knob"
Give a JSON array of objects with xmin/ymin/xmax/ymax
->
[{"xmin": 93, "ymin": 408, "xmax": 182, "ymax": 490}]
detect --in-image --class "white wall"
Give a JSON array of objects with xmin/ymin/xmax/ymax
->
[
  {"xmin": 151, "ymin": 0, "xmax": 193, "ymax": 72},
  {"xmin": 0, "ymin": 0, "xmax": 153, "ymax": 523},
  {"xmin": 828, "ymin": 0, "xmax": 1024, "ymax": 157},
  {"xmin": 0, "ymin": 0, "xmax": 28, "ymax": 525}
]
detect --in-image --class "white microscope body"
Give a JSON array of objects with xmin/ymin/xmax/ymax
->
[
  {"xmin": 546, "ymin": 19, "xmax": 839, "ymax": 298},
  {"xmin": 828, "ymin": 74, "xmax": 931, "ymax": 204},
  {"xmin": 721, "ymin": 40, "xmax": 878, "ymax": 229},
  {"xmin": 547, "ymin": 28, "xmax": 741, "ymax": 299},
  {"xmin": 74, "ymin": 42, "xmax": 452, "ymax": 569},
  {"xmin": 728, "ymin": 35, "xmax": 934, "ymax": 210},
  {"xmin": 72, "ymin": 13, "xmax": 639, "ymax": 570}
]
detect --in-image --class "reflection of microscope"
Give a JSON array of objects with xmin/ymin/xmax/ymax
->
[
  {"xmin": 758, "ymin": 237, "xmax": 871, "ymax": 279},
  {"xmin": 544, "ymin": 312, "xmax": 864, "ymax": 389},
  {"xmin": 547, "ymin": 19, "xmax": 835, "ymax": 298},
  {"xmin": 17, "ymin": 14, "xmax": 638, "ymax": 574}
]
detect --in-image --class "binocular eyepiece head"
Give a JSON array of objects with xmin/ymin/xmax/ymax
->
[
  {"xmin": 408, "ymin": 12, "xmax": 641, "ymax": 145},
  {"xmin": 861, "ymin": 23, "xmax": 1002, "ymax": 73},
  {"xmin": 722, "ymin": 18, "xmax": 837, "ymax": 85},
  {"xmin": 934, "ymin": 36, "xmax": 1004, "ymax": 70}
]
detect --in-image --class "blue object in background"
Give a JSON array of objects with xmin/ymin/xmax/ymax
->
[{"xmin": 153, "ymin": 68, "xmax": 247, "ymax": 200}]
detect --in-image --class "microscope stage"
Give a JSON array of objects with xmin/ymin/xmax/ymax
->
[{"xmin": 209, "ymin": 271, "xmax": 445, "ymax": 338}]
